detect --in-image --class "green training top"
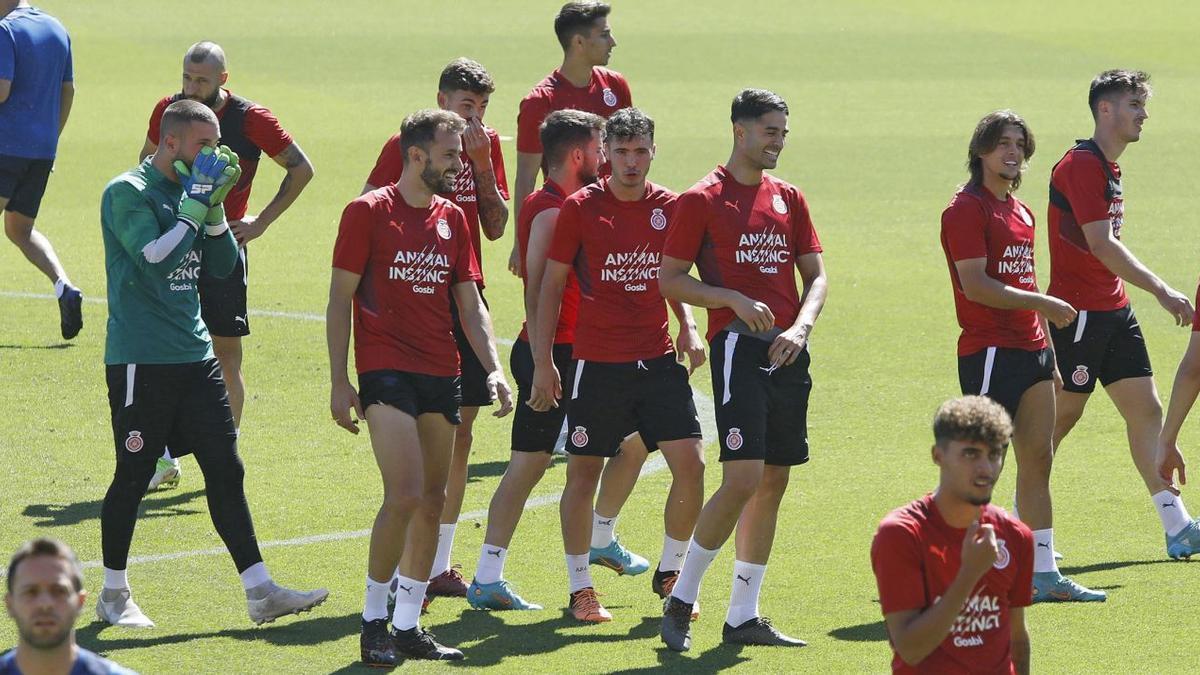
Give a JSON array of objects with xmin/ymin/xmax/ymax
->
[{"xmin": 101, "ymin": 159, "xmax": 239, "ymax": 365}]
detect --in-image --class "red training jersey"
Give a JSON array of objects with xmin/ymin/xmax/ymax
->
[
  {"xmin": 146, "ymin": 89, "xmax": 293, "ymax": 221},
  {"xmin": 365, "ymin": 127, "xmax": 509, "ymax": 285},
  {"xmin": 1047, "ymin": 144, "xmax": 1127, "ymax": 311},
  {"xmin": 871, "ymin": 494, "xmax": 1034, "ymax": 675},
  {"xmin": 1192, "ymin": 281, "xmax": 1200, "ymax": 332},
  {"xmin": 940, "ymin": 185, "xmax": 1047, "ymax": 356},
  {"xmin": 516, "ymin": 67, "xmax": 632, "ymax": 154},
  {"xmin": 332, "ymin": 186, "xmax": 481, "ymax": 377},
  {"xmin": 663, "ymin": 166, "xmax": 823, "ymax": 342},
  {"xmin": 547, "ymin": 179, "xmax": 675, "ymax": 362},
  {"xmin": 517, "ymin": 179, "xmax": 579, "ymax": 345}
]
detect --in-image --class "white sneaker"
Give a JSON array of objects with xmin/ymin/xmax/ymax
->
[
  {"xmin": 96, "ymin": 588, "xmax": 155, "ymax": 628},
  {"xmin": 246, "ymin": 582, "xmax": 329, "ymax": 625},
  {"xmin": 148, "ymin": 457, "xmax": 181, "ymax": 490}
]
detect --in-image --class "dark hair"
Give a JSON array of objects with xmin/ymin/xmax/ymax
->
[
  {"xmin": 159, "ymin": 99, "xmax": 219, "ymax": 142},
  {"xmin": 731, "ymin": 88, "xmax": 788, "ymax": 124},
  {"xmin": 554, "ymin": 1, "xmax": 611, "ymax": 50},
  {"xmin": 184, "ymin": 41, "xmax": 226, "ymax": 71},
  {"xmin": 540, "ymin": 109, "xmax": 605, "ymax": 169},
  {"xmin": 1089, "ymin": 69, "xmax": 1152, "ymax": 119},
  {"xmin": 399, "ymin": 109, "xmax": 467, "ymax": 156},
  {"xmin": 966, "ymin": 109, "xmax": 1035, "ymax": 191},
  {"xmin": 605, "ymin": 107, "xmax": 654, "ymax": 143},
  {"xmin": 933, "ymin": 396, "xmax": 1012, "ymax": 452},
  {"xmin": 438, "ymin": 58, "xmax": 495, "ymax": 95},
  {"xmin": 7, "ymin": 538, "xmax": 83, "ymax": 593}
]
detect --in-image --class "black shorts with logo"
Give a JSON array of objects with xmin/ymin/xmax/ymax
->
[
  {"xmin": 510, "ymin": 338, "xmax": 575, "ymax": 452},
  {"xmin": 566, "ymin": 353, "xmax": 701, "ymax": 458},
  {"xmin": 958, "ymin": 346, "xmax": 1055, "ymax": 419},
  {"xmin": 359, "ymin": 368, "xmax": 462, "ymax": 424},
  {"xmin": 106, "ymin": 358, "xmax": 237, "ymax": 467},
  {"xmin": 710, "ymin": 330, "xmax": 812, "ymax": 466},
  {"xmin": 450, "ymin": 290, "xmax": 494, "ymax": 408},
  {"xmin": 199, "ymin": 247, "xmax": 250, "ymax": 338},
  {"xmin": 1048, "ymin": 304, "xmax": 1152, "ymax": 394},
  {"xmin": 0, "ymin": 154, "xmax": 54, "ymax": 218}
]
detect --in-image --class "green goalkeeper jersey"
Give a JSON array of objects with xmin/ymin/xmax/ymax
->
[{"xmin": 102, "ymin": 159, "xmax": 239, "ymax": 365}]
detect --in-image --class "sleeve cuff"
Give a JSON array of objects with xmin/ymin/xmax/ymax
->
[{"xmin": 205, "ymin": 222, "xmax": 229, "ymax": 237}]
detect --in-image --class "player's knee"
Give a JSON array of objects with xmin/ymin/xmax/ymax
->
[
  {"xmin": 757, "ymin": 467, "xmax": 791, "ymax": 501},
  {"xmin": 3, "ymin": 217, "xmax": 33, "ymax": 244},
  {"xmin": 672, "ymin": 454, "xmax": 706, "ymax": 488},
  {"xmin": 454, "ymin": 429, "xmax": 474, "ymax": 454},
  {"xmin": 379, "ymin": 492, "xmax": 422, "ymax": 519}
]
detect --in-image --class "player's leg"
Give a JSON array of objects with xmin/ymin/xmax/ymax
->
[
  {"xmin": 561, "ymin": 453, "xmax": 609, "ymax": 621},
  {"xmin": 589, "ymin": 433, "xmax": 650, "ymax": 576},
  {"xmin": 4, "ymin": 210, "xmax": 67, "ymax": 286},
  {"xmin": 202, "ymin": 249, "xmax": 251, "ymax": 429},
  {"xmin": 211, "ymin": 335, "xmax": 246, "ymax": 427},
  {"xmin": 652, "ymin": 437, "xmax": 705, "ymax": 616},
  {"xmin": 426, "ymin": 405, "xmax": 477, "ymax": 598},
  {"xmin": 1049, "ymin": 309, "xmax": 1105, "ymax": 450}
]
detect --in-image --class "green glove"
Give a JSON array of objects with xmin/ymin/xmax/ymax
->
[
  {"xmin": 204, "ymin": 146, "xmax": 242, "ymax": 226},
  {"xmin": 173, "ymin": 146, "xmax": 233, "ymax": 231}
]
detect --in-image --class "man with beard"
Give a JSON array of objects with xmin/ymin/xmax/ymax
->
[
  {"xmin": 328, "ymin": 109, "xmax": 514, "ymax": 665},
  {"xmin": 139, "ymin": 41, "xmax": 314, "ymax": 489},
  {"xmin": 871, "ymin": 397, "xmax": 1033, "ymax": 675}
]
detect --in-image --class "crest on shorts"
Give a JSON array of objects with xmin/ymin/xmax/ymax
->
[
  {"xmin": 650, "ymin": 208, "xmax": 667, "ymax": 231},
  {"xmin": 602, "ymin": 87, "xmax": 618, "ymax": 107},
  {"xmin": 1071, "ymin": 365, "xmax": 1090, "ymax": 387},
  {"xmin": 772, "ymin": 194, "xmax": 788, "ymax": 215},
  {"xmin": 994, "ymin": 538, "xmax": 1011, "ymax": 570},
  {"xmin": 725, "ymin": 427, "xmax": 744, "ymax": 451},
  {"xmin": 436, "ymin": 218, "xmax": 452, "ymax": 240},
  {"xmin": 125, "ymin": 431, "xmax": 144, "ymax": 453},
  {"xmin": 571, "ymin": 426, "xmax": 589, "ymax": 448}
]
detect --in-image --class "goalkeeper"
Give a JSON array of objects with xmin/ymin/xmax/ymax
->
[{"xmin": 96, "ymin": 99, "xmax": 327, "ymax": 628}]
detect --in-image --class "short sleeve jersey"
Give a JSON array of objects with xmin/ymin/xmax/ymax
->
[
  {"xmin": 516, "ymin": 67, "xmax": 632, "ymax": 154},
  {"xmin": 940, "ymin": 185, "xmax": 1047, "ymax": 356},
  {"xmin": 517, "ymin": 179, "xmax": 579, "ymax": 345},
  {"xmin": 146, "ymin": 90, "xmax": 293, "ymax": 221},
  {"xmin": 332, "ymin": 187, "xmax": 481, "ymax": 377},
  {"xmin": 0, "ymin": 7, "xmax": 73, "ymax": 158},
  {"xmin": 1047, "ymin": 143, "xmax": 1127, "ymax": 311},
  {"xmin": 364, "ymin": 126, "xmax": 509, "ymax": 284},
  {"xmin": 871, "ymin": 494, "xmax": 1034, "ymax": 675},
  {"xmin": 663, "ymin": 166, "xmax": 823, "ymax": 342},
  {"xmin": 548, "ymin": 179, "xmax": 676, "ymax": 362}
]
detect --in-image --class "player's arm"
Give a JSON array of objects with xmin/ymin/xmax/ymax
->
[
  {"xmin": 523, "ymin": 207, "xmax": 559, "ymax": 354},
  {"xmin": 1082, "ymin": 219, "xmax": 1194, "ymax": 325},
  {"xmin": 955, "ymin": 258, "xmax": 1077, "ymax": 328},
  {"xmin": 105, "ymin": 185, "xmax": 199, "ymax": 276},
  {"xmin": 1159, "ymin": 331, "xmax": 1200, "ymax": 493},
  {"xmin": 667, "ymin": 299, "xmax": 705, "ymax": 374},
  {"xmin": 58, "ymin": 81, "xmax": 74, "ymax": 134},
  {"xmin": 509, "ymin": 151, "xmax": 542, "ymax": 276},
  {"xmin": 768, "ymin": 252, "xmax": 829, "ymax": 366},
  {"xmin": 326, "ymin": 267, "xmax": 364, "ymax": 434},
  {"xmin": 0, "ymin": 79, "xmax": 9, "ymax": 103},
  {"xmin": 231, "ymin": 142, "xmax": 314, "ymax": 245},
  {"xmin": 452, "ymin": 281, "xmax": 514, "ymax": 417},
  {"xmin": 464, "ymin": 118, "xmax": 508, "ymax": 240},
  {"xmin": 198, "ymin": 220, "xmax": 238, "ymax": 280},
  {"xmin": 529, "ymin": 259, "xmax": 570, "ymax": 411},
  {"xmin": 659, "ymin": 255, "xmax": 775, "ymax": 333},
  {"xmin": 1010, "ymin": 607, "xmax": 1031, "ymax": 675}
]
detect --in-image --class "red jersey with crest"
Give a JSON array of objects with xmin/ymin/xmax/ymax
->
[
  {"xmin": 516, "ymin": 67, "xmax": 632, "ymax": 154},
  {"xmin": 872, "ymin": 494, "xmax": 1034, "ymax": 675},
  {"xmin": 365, "ymin": 127, "xmax": 508, "ymax": 285},
  {"xmin": 517, "ymin": 179, "xmax": 579, "ymax": 345},
  {"xmin": 1047, "ymin": 146, "xmax": 1127, "ymax": 311},
  {"xmin": 547, "ymin": 179, "xmax": 675, "ymax": 362},
  {"xmin": 941, "ymin": 185, "xmax": 1047, "ymax": 356},
  {"xmin": 664, "ymin": 166, "xmax": 823, "ymax": 342},
  {"xmin": 332, "ymin": 186, "xmax": 481, "ymax": 377}
]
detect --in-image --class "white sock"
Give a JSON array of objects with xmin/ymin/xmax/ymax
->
[
  {"xmin": 659, "ymin": 535, "xmax": 689, "ymax": 573},
  {"xmin": 162, "ymin": 447, "xmax": 172, "ymax": 461},
  {"xmin": 390, "ymin": 575, "xmax": 428, "ymax": 631},
  {"xmin": 726, "ymin": 560, "xmax": 766, "ymax": 627},
  {"xmin": 1154, "ymin": 490, "xmax": 1193, "ymax": 537},
  {"xmin": 362, "ymin": 576, "xmax": 391, "ymax": 621},
  {"xmin": 53, "ymin": 278, "xmax": 67, "ymax": 298},
  {"xmin": 1032, "ymin": 529, "xmax": 1058, "ymax": 574},
  {"xmin": 430, "ymin": 523, "xmax": 456, "ymax": 578},
  {"xmin": 671, "ymin": 540, "xmax": 720, "ymax": 604},
  {"xmin": 103, "ymin": 567, "xmax": 128, "ymax": 591},
  {"xmin": 591, "ymin": 511, "xmax": 616, "ymax": 548},
  {"xmin": 566, "ymin": 553, "xmax": 592, "ymax": 593},
  {"xmin": 239, "ymin": 562, "xmax": 271, "ymax": 590},
  {"xmin": 475, "ymin": 544, "xmax": 507, "ymax": 585}
]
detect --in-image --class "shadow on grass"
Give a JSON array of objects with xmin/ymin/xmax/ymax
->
[
  {"xmin": 77, "ymin": 611, "xmax": 358, "ymax": 655},
  {"xmin": 0, "ymin": 343, "xmax": 74, "ymax": 349},
  {"xmin": 466, "ymin": 460, "xmax": 511, "ymax": 482},
  {"xmin": 828, "ymin": 619, "xmax": 887, "ymax": 642},
  {"xmin": 23, "ymin": 489, "xmax": 207, "ymax": 527},
  {"xmin": 1059, "ymin": 558, "xmax": 1174, "ymax": 575}
]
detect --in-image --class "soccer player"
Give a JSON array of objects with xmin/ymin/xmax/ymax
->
[
  {"xmin": 99, "ymin": 100, "xmax": 327, "ymax": 630},
  {"xmin": 940, "ymin": 110, "xmax": 1101, "ymax": 602},
  {"xmin": 467, "ymin": 109, "xmax": 651, "ymax": 611},
  {"xmin": 328, "ymin": 109, "xmax": 514, "ymax": 665},
  {"xmin": 507, "ymin": 0, "xmax": 632, "ymax": 276},
  {"xmin": 139, "ymin": 41, "xmax": 314, "ymax": 488},
  {"xmin": 529, "ymin": 107, "xmax": 706, "ymax": 623},
  {"xmin": 4, "ymin": 538, "xmax": 135, "ymax": 675},
  {"xmin": 361, "ymin": 58, "xmax": 510, "ymax": 600},
  {"xmin": 658, "ymin": 89, "xmax": 824, "ymax": 650},
  {"xmin": 0, "ymin": 1, "xmax": 82, "ymax": 340},
  {"xmin": 1048, "ymin": 70, "xmax": 1200, "ymax": 563},
  {"xmin": 871, "ymin": 396, "xmax": 1034, "ymax": 675}
]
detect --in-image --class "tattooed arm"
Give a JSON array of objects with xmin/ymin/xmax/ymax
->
[{"xmin": 230, "ymin": 142, "xmax": 315, "ymax": 245}]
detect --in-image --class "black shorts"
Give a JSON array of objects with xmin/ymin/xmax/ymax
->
[
  {"xmin": 566, "ymin": 354, "xmax": 701, "ymax": 458},
  {"xmin": 710, "ymin": 330, "xmax": 812, "ymax": 466},
  {"xmin": 958, "ymin": 346, "xmax": 1055, "ymax": 419},
  {"xmin": 450, "ymin": 289, "xmax": 494, "ymax": 408},
  {"xmin": 510, "ymin": 338, "xmax": 574, "ymax": 452},
  {"xmin": 106, "ymin": 359, "xmax": 237, "ymax": 467},
  {"xmin": 199, "ymin": 247, "xmax": 249, "ymax": 338},
  {"xmin": 0, "ymin": 154, "xmax": 54, "ymax": 218},
  {"xmin": 359, "ymin": 369, "xmax": 462, "ymax": 424},
  {"xmin": 1049, "ymin": 304, "xmax": 1152, "ymax": 394}
]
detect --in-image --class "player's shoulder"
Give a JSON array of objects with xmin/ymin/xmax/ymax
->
[
  {"xmin": 681, "ymin": 167, "xmax": 726, "ymax": 199},
  {"xmin": 1055, "ymin": 142, "xmax": 1105, "ymax": 175},
  {"xmin": 943, "ymin": 184, "xmax": 989, "ymax": 219},
  {"xmin": 105, "ymin": 164, "xmax": 153, "ymax": 196},
  {"xmin": 350, "ymin": 184, "xmax": 397, "ymax": 212},
  {"xmin": 152, "ymin": 93, "xmax": 178, "ymax": 113},
  {"xmin": 593, "ymin": 66, "xmax": 627, "ymax": 84},
  {"xmin": 565, "ymin": 181, "xmax": 603, "ymax": 207},
  {"xmin": 523, "ymin": 70, "xmax": 561, "ymax": 101},
  {"xmin": 432, "ymin": 193, "xmax": 468, "ymax": 220},
  {"xmin": 646, "ymin": 181, "xmax": 678, "ymax": 204},
  {"xmin": 877, "ymin": 496, "xmax": 933, "ymax": 535},
  {"xmin": 74, "ymin": 647, "xmax": 138, "ymax": 675}
]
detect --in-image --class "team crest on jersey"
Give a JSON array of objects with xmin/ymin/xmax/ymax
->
[
  {"xmin": 650, "ymin": 208, "xmax": 667, "ymax": 231},
  {"xmin": 571, "ymin": 426, "xmax": 589, "ymax": 448},
  {"xmin": 602, "ymin": 87, "xmax": 618, "ymax": 107},
  {"xmin": 725, "ymin": 427, "xmax": 744, "ymax": 451},
  {"xmin": 436, "ymin": 218, "xmax": 452, "ymax": 240},
  {"xmin": 1071, "ymin": 365, "xmax": 1090, "ymax": 387},
  {"xmin": 993, "ymin": 538, "xmax": 1010, "ymax": 570},
  {"xmin": 125, "ymin": 431, "xmax": 144, "ymax": 453},
  {"xmin": 771, "ymin": 194, "xmax": 788, "ymax": 215}
]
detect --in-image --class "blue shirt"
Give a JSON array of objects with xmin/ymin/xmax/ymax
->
[
  {"xmin": 0, "ymin": 6, "xmax": 73, "ymax": 159},
  {"xmin": 0, "ymin": 647, "xmax": 137, "ymax": 674}
]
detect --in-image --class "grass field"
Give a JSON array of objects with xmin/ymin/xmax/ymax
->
[{"xmin": 3, "ymin": 0, "xmax": 1200, "ymax": 672}]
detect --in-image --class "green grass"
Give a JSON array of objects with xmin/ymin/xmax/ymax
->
[{"xmin": 3, "ymin": 0, "xmax": 1200, "ymax": 672}]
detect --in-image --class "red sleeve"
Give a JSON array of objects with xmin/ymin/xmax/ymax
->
[
  {"xmin": 1192, "ymin": 282, "xmax": 1200, "ymax": 332},
  {"xmin": 332, "ymin": 199, "xmax": 373, "ymax": 274},
  {"xmin": 663, "ymin": 191, "xmax": 709, "ymax": 262},
  {"xmin": 871, "ymin": 519, "xmax": 929, "ymax": 615},
  {"xmin": 547, "ymin": 198, "xmax": 583, "ymax": 265},
  {"xmin": 616, "ymin": 73, "xmax": 633, "ymax": 107},
  {"xmin": 243, "ymin": 105, "xmax": 294, "ymax": 158},
  {"xmin": 517, "ymin": 93, "xmax": 550, "ymax": 154},
  {"xmin": 1008, "ymin": 522, "xmax": 1035, "ymax": 608},
  {"xmin": 490, "ymin": 131, "xmax": 510, "ymax": 199},
  {"xmin": 452, "ymin": 208, "xmax": 482, "ymax": 284},
  {"xmin": 146, "ymin": 97, "xmax": 171, "ymax": 144},
  {"xmin": 941, "ymin": 197, "xmax": 988, "ymax": 262},
  {"xmin": 791, "ymin": 190, "xmax": 822, "ymax": 255},
  {"xmin": 1058, "ymin": 154, "xmax": 1112, "ymax": 226},
  {"xmin": 367, "ymin": 134, "xmax": 405, "ymax": 188}
]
